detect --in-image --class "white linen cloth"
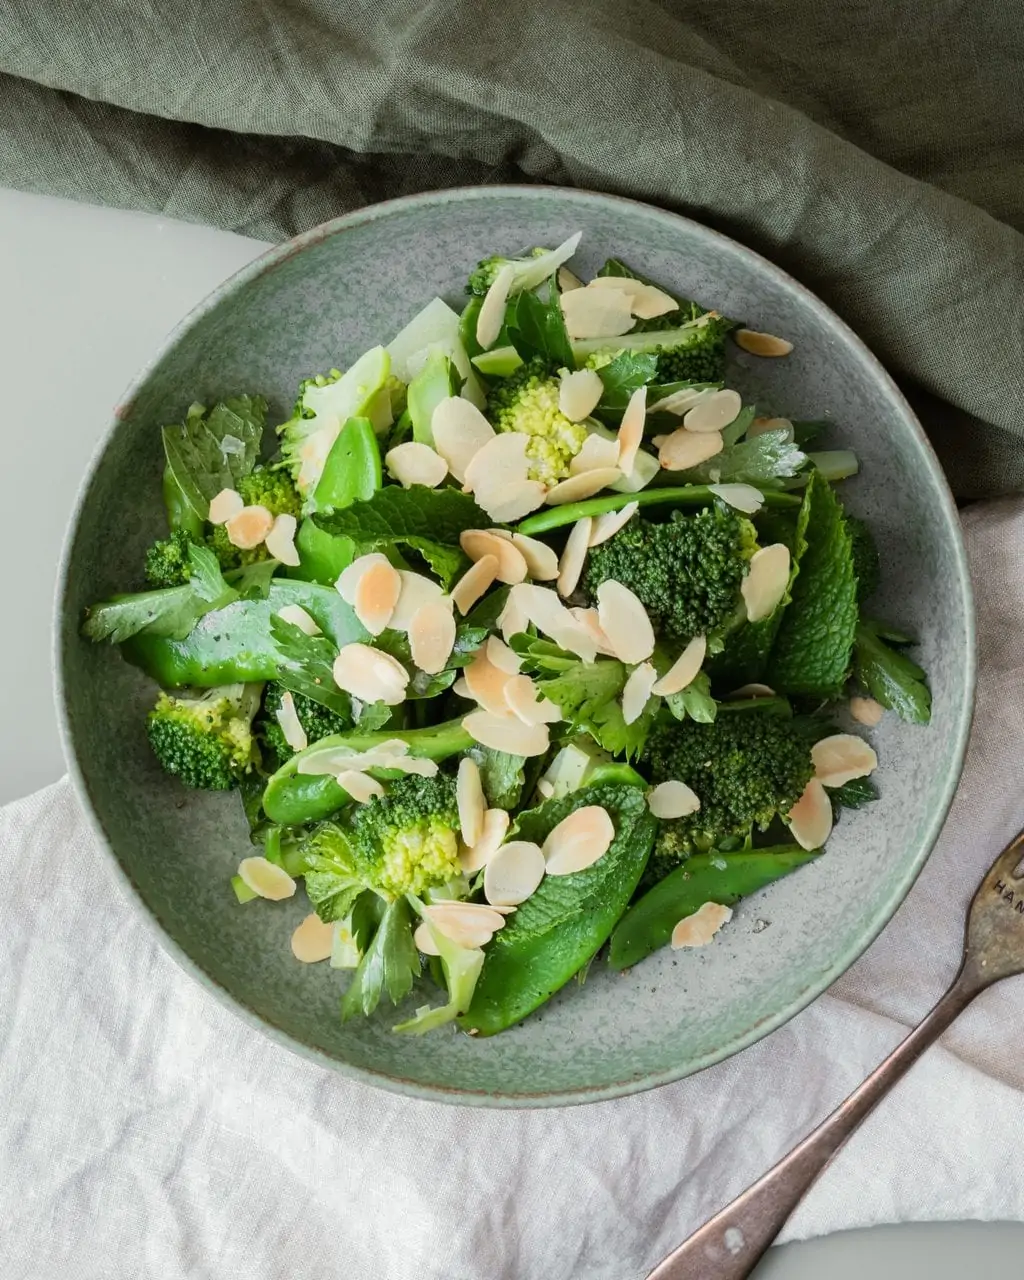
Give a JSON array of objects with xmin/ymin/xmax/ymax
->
[{"xmin": 3, "ymin": 499, "xmax": 1024, "ymax": 1280}]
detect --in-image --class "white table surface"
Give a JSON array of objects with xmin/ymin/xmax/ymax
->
[{"xmin": 3, "ymin": 185, "xmax": 1021, "ymax": 1277}]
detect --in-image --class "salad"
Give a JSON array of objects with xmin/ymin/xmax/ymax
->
[{"xmin": 82, "ymin": 233, "xmax": 932, "ymax": 1037}]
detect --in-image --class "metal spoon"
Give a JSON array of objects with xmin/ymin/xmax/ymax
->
[{"xmin": 646, "ymin": 827, "xmax": 1024, "ymax": 1280}]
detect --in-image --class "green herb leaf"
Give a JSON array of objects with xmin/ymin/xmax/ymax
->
[
  {"xmin": 375, "ymin": 623, "xmax": 487, "ymax": 698},
  {"xmin": 161, "ymin": 398, "xmax": 265, "ymax": 520},
  {"xmin": 664, "ymin": 670, "xmax": 718, "ymax": 723},
  {"xmin": 187, "ymin": 544, "xmax": 235, "ymax": 603},
  {"xmin": 467, "ymin": 745, "xmax": 527, "ymax": 810},
  {"xmin": 269, "ymin": 615, "xmax": 353, "ymax": 717},
  {"xmin": 535, "ymin": 656, "xmax": 657, "ymax": 760},
  {"xmin": 505, "ymin": 278, "xmax": 574, "ymax": 368},
  {"xmin": 354, "ymin": 700, "xmax": 394, "ymax": 731},
  {"xmin": 594, "ymin": 352, "xmax": 660, "ymax": 404},
  {"xmin": 852, "ymin": 620, "xmax": 931, "ymax": 724},
  {"xmin": 828, "ymin": 774, "xmax": 880, "ymax": 810},
  {"xmin": 683, "ymin": 429, "xmax": 806, "ymax": 488},
  {"xmin": 82, "ymin": 581, "xmax": 226, "ymax": 644},
  {"xmin": 340, "ymin": 896, "xmax": 418, "ymax": 1022},
  {"xmin": 350, "ymin": 891, "xmax": 385, "ymax": 951}
]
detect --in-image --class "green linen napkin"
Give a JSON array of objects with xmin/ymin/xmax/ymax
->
[{"xmin": 2, "ymin": 1, "xmax": 1021, "ymax": 497}]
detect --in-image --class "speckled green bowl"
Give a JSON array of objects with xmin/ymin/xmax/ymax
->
[{"xmin": 57, "ymin": 187, "xmax": 974, "ymax": 1107}]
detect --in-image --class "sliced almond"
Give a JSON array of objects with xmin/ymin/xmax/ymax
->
[
  {"xmin": 558, "ymin": 516, "xmax": 592, "ymax": 597},
  {"xmin": 335, "ymin": 770, "xmax": 386, "ymax": 803},
  {"xmin": 452, "ymin": 676, "xmax": 472, "ymax": 699},
  {"xmin": 498, "ymin": 588, "xmax": 530, "ymax": 642},
  {"xmin": 332, "ymin": 643, "xmax": 409, "ymax": 705},
  {"xmin": 503, "ymin": 674, "xmax": 562, "ymax": 725},
  {"xmin": 336, "ymin": 551, "xmax": 391, "ymax": 605},
  {"xmin": 485, "ymin": 635, "xmax": 522, "ymax": 674},
  {"xmin": 648, "ymin": 386, "xmax": 717, "ymax": 415},
  {"xmin": 354, "ymin": 558, "xmax": 402, "ymax": 635},
  {"xmin": 545, "ymin": 468, "xmax": 622, "ymax": 505},
  {"xmin": 558, "ymin": 266, "xmax": 583, "ymax": 292},
  {"xmin": 684, "ymin": 388, "xmax": 743, "ymax": 434},
  {"xmin": 464, "ymin": 648, "xmax": 514, "ymax": 715},
  {"xmin": 570, "ymin": 433, "xmax": 621, "ymax": 475},
  {"xmin": 237, "ymin": 856, "xmax": 296, "ymax": 901},
  {"xmin": 652, "ymin": 634, "xmax": 707, "ymax": 696},
  {"xmin": 208, "ymin": 487, "xmax": 244, "ymax": 525},
  {"xmin": 560, "ymin": 287, "xmax": 635, "ymax": 341},
  {"xmin": 616, "ymin": 387, "xmax": 647, "ymax": 476},
  {"xmin": 275, "ymin": 604, "xmax": 320, "ymax": 636},
  {"xmin": 741, "ymin": 544, "xmax": 791, "ymax": 622},
  {"xmin": 707, "ymin": 483, "xmax": 764, "ymax": 514},
  {"xmin": 460, "ymin": 529, "xmax": 528, "ymax": 584},
  {"xmin": 423, "ymin": 901, "xmax": 507, "ymax": 949},
  {"xmin": 811, "ymin": 733, "xmax": 879, "ymax": 788},
  {"xmin": 275, "ymin": 690, "xmax": 308, "ymax": 753},
  {"xmin": 589, "ymin": 502, "xmax": 639, "ymax": 547},
  {"xmin": 510, "ymin": 532, "xmax": 559, "ymax": 581},
  {"xmin": 671, "ymin": 902, "xmax": 733, "ymax": 949},
  {"xmin": 748, "ymin": 416, "xmax": 794, "ymax": 440},
  {"xmin": 658, "ymin": 428, "xmax": 724, "ymax": 471},
  {"xmin": 388, "ymin": 570, "xmax": 450, "ymax": 633},
  {"xmin": 432, "ymin": 397, "xmax": 496, "ymax": 483},
  {"xmin": 476, "ymin": 480, "xmax": 548, "ymax": 523},
  {"xmin": 385, "ymin": 441, "xmax": 448, "ymax": 489},
  {"xmin": 408, "ymin": 600, "xmax": 457, "ymax": 674},
  {"xmin": 787, "ymin": 777, "xmax": 833, "ymax": 850},
  {"xmin": 291, "ymin": 912, "xmax": 335, "ymax": 963},
  {"xmin": 457, "ymin": 757, "xmax": 486, "ymax": 848},
  {"xmin": 559, "ymin": 368, "xmax": 604, "ymax": 422},
  {"xmin": 459, "ymin": 807, "xmax": 511, "ymax": 873},
  {"xmin": 849, "ymin": 695, "xmax": 884, "ymax": 727},
  {"xmin": 543, "ymin": 805, "xmax": 615, "ymax": 876},
  {"xmin": 476, "ymin": 262, "xmax": 517, "ymax": 349},
  {"xmin": 389, "ymin": 756, "xmax": 439, "ymax": 778},
  {"xmin": 414, "ymin": 921, "xmax": 442, "ymax": 956},
  {"xmin": 735, "ymin": 328, "xmax": 794, "ymax": 358},
  {"xmin": 622, "ymin": 661, "xmax": 658, "ymax": 725},
  {"xmin": 463, "ymin": 431, "xmax": 531, "ymax": 494},
  {"xmin": 225, "ymin": 504, "xmax": 274, "ymax": 550},
  {"xmin": 451, "ymin": 554, "xmax": 499, "ymax": 615},
  {"xmin": 484, "ymin": 840, "xmax": 546, "ymax": 907},
  {"xmin": 629, "ymin": 283, "xmax": 679, "ymax": 320},
  {"xmin": 729, "ymin": 683, "xmax": 776, "ymax": 699},
  {"xmin": 264, "ymin": 512, "xmax": 301, "ymax": 566},
  {"xmin": 569, "ymin": 606, "xmax": 617, "ymax": 656},
  {"xmin": 462, "ymin": 710, "xmax": 550, "ymax": 756},
  {"xmin": 648, "ymin": 780, "xmax": 701, "ymax": 820},
  {"xmin": 596, "ymin": 580, "xmax": 655, "ymax": 664}
]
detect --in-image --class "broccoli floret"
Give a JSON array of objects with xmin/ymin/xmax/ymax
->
[
  {"xmin": 467, "ymin": 247, "xmax": 549, "ymax": 296},
  {"xmin": 583, "ymin": 506, "xmax": 757, "ymax": 644},
  {"xmin": 644, "ymin": 712, "xmax": 815, "ymax": 873},
  {"xmin": 147, "ymin": 684, "xmax": 262, "ymax": 790},
  {"xmin": 847, "ymin": 516, "xmax": 881, "ymax": 602},
  {"xmin": 207, "ymin": 466, "xmax": 302, "ymax": 570},
  {"xmin": 486, "ymin": 357, "xmax": 588, "ymax": 485},
  {"xmin": 348, "ymin": 773, "xmax": 462, "ymax": 898},
  {"xmin": 257, "ymin": 683, "xmax": 352, "ymax": 766},
  {"xmin": 653, "ymin": 314, "xmax": 732, "ymax": 383},
  {"xmin": 144, "ymin": 529, "xmax": 195, "ymax": 588}
]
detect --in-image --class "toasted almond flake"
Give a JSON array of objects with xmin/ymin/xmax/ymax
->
[
  {"xmin": 652, "ymin": 634, "xmax": 707, "ymax": 696},
  {"xmin": 264, "ymin": 512, "xmax": 300, "ymax": 566},
  {"xmin": 787, "ymin": 777, "xmax": 833, "ymax": 850},
  {"xmin": 484, "ymin": 840, "xmax": 546, "ymax": 907},
  {"xmin": 749, "ymin": 416, "xmax": 794, "ymax": 440},
  {"xmin": 560, "ymin": 287, "xmax": 635, "ymax": 340},
  {"xmin": 335, "ymin": 770, "xmax": 386, "ymax": 803},
  {"xmin": 537, "ymin": 780, "xmax": 555, "ymax": 799},
  {"xmin": 460, "ymin": 529, "xmax": 528, "ymax": 584},
  {"xmin": 559, "ymin": 368, "xmax": 604, "ymax": 422},
  {"xmin": 545, "ymin": 467, "xmax": 622, "ymax": 505},
  {"xmin": 741, "ymin": 543, "xmax": 791, "ymax": 622},
  {"xmin": 389, "ymin": 570, "xmax": 450, "ymax": 632},
  {"xmin": 558, "ymin": 265, "xmax": 583, "ymax": 292},
  {"xmin": 459, "ymin": 807, "xmax": 511, "ymax": 872},
  {"xmin": 587, "ymin": 276, "xmax": 643, "ymax": 298},
  {"xmin": 569, "ymin": 606, "xmax": 617, "ymax": 656},
  {"xmin": 503, "ymin": 674, "xmax": 562, "ymax": 725},
  {"xmin": 389, "ymin": 756, "xmax": 439, "ymax": 778},
  {"xmin": 652, "ymin": 435, "xmax": 668, "ymax": 448},
  {"xmin": 498, "ymin": 588, "xmax": 530, "ymax": 642},
  {"xmin": 510, "ymin": 532, "xmax": 559, "ymax": 581},
  {"xmin": 291, "ymin": 913, "xmax": 335, "ymax": 963},
  {"xmin": 336, "ymin": 551, "xmax": 391, "ymax": 605},
  {"xmin": 811, "ymin": 733, "xmax": 879, "ymax": 788},
  {"xmin": 477, "ymin": 262, "xmax": 517, "ymax": 349},
  {"xmin": 462, "ymin": 710, "xmax": 550, "ymax": 756},
  {"xmin": 630, "ymin": 283, "xmax": 679, "ymax": 320},
  {"xmin": 296, "ymin": 741, "xmax": 410, "ymax": 776},
  {"xmin": 570, "ymin": 433, "xmax": 621, "ymax": 475},
  {"xmin": 735, "ymin": 328, "xmax": 794, "ymax": 358},
  {"xmin": 225, "ymin": 504, "xmax": 274, "ymax": 550},
  {"xmin": 385, "ymin": 441, "xmax": 448, "ymax": 489},
  {"xmin": 648, "ymin": 386, "xmax": 717, "ymax": 415},
  {"xmin": 850, "ymin": 695, "xmax": 885, "ymax": 727},
  {"xmin": 238, "ymin": 856, "xmax": 296, "ymax": 901},
  {"xmin": 464, "ymin": 649, "xmax": 514, "ymax": 716},
  {"xmin": 463, "ymin": 431, "xmax": 531, "ymax": 494},
  {"xmin": 485, "ymin": 635, "xmax": 522, "ymax": 674},
  {"xmin": 457, "ymin": 757, "xmax": 486, "ymax": 848},
  {"xmin": 622, "ymin": 661, "xmax": 658, "ymax": 725},
  {"xmin": 275, "ymin": 604, "xmax": 321, "ymax": 636},
  {"xmin": 648, "ymin": 780, "xmax": 701, "ymax": 820},
  {"xmin": 409, "ymin": 600, "xmax": 457, "ymax": 674},
  {"xmin": 616, "ymin": 387, "xmax": 647, "ymax": 477},
  {"xmin": 729, "ymin": 683, "xmax": 777, "ymax": 699},
  {"xmin": 552, "ymin": 622, "xmax": 600, "ymax": 664},
  {"xmin": 354, "ymin": 558, "xmax": 402, "ymax": 635},
  {"xmin": 451, "ymin": 554, "xmax": 499, "ymax": 614},
  {"xmin": 452, "ymin": 676, "xmax": 472, "ymax": 699},
  {"xmin": 708, "ymin": 483, "xmax": 764, "ymax": 514},
  {"xmin": 423, "ymin": 901, "xmax": 507, "ymax": 950},
  {"xmin": 431, "ymin": 397, "xmax": 496, "ymax": 483},
  {"xmin": 597, "ymin": 580, "xmax": 655, "ymax": 664},
  {"xmin": 476, "ymin": 480, "xmax": 548, "ymax": 523},
  {"xmin": 208, "ymin": 487, "xmax": 243, "ymax": 525},
  {"xmin": 658, "ymin": 427, "xmax": 724, "ymax": 471},
  {"xmin": 671, "ymin": 902, "xmax": 733, "ymax": 949},
  {"xmin": 558, "ymin": 517, "xmax": 592, "ymax": 597},
  {"xmin": 684, "ymin": 389, "xmax": 743, "ymax": 434},
  {"xmin": 295, "ymin": 425, "xmax": 339, "ymax": 493},
  {"xmin": 414, "ymin": 921, "xmax": 441, "ymax": 956},
  {"xmin": 543, "ymin": 805, "xmax": 615, "ymax": 876},
  {"xmin": 589, "ymin": 502, "xmax": 639, "ymax": 547},
  {"xmin": 275, "ymin": 690, "xmax": 308, "ymax": 752},
  {"xmin": 332, "ymin": 643, "xmax": 409, "ymax": 705}
]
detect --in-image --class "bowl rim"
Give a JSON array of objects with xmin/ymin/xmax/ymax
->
[{"xmin": 55, "ymin": 183, "xmax": 976, "ymax": 1108}]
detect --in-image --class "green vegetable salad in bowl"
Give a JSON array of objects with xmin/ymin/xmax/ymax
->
[{"xmin": 80, "ymin": 231, "xmax": 933, "ymax": 1041}]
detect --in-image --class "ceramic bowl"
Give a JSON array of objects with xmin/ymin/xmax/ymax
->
[{"xmin": 57, "ymin": 186, "xmax": 974, "ymax": 1106}]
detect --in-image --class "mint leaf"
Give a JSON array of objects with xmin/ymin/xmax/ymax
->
[
  {"xmin": 829, "ymin": 775, "xmax": 880, "ymax": 810},
  {"xmin": 594, "ymin": 352, "xmax": 660, "ymax": 404},
  {"xmin": 467, "ymin": 745, "xmax": 526, "ymax": 810},
  {"xmin": 852, "ymin": 620, "xmax": 931, "ymax": 724},
  {"xmin": 161, "ymin": 398, "xmax": 265, "ymax": 520},
  {"xmin": 506, "ymin": 279, "xmax": 574, "ymax": 368},
  {"xmin": 684, "ymin": 428, "xmax": 806, "ymax": 488},
  {"xmin": 767, "ymin": 475, "xmax": 858, "ymax": 697},
  {"xmin": 82, "ymin": 581, "xmax": 225, "ymax": 644},
  {"xmin": 269, "ymin": 616, "xmax": 352, "ymax": 717},
  {"xmin": 341, "ymin": 896, "xmax": 418, "ymax": 1022}
]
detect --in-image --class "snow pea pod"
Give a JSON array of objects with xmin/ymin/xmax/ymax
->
[
  {"xmin": 608, "ymin": 846, "xmax": 819, "ymax": 971},
  {"xmin": 121, "ymin": 581, "xmax": 367, "ymax": 687}
]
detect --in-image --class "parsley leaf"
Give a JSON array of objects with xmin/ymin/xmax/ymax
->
[
  {"xmin": 683, "ymin": 428, "xmax": 807, "ymax": 488},
  {"xmin": 269, "ymin": 615, "xmax": 352, "ymax": 717},
  {"xmin": 375, "ymin": 623, "xmax": 488, "ymax": 698},
  {"xmin": 161, "ymin": 397, "xmax": 266, "ymax": 520},
  {"xmin": 341, "ymin": 896, "xmax": 418, "ymax": 1022},
  {"xmin": 535, "ymin": 656, "xmax": 657, "ymax": 760}
]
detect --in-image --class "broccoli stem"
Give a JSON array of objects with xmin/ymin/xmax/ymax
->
[{"xmin": 515, "ymin": 485, "xmax": 801, "ymax": 536}]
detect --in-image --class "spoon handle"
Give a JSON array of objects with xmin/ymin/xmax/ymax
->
[{"xmin": 645, "ymin": 968, "xmax": 984, "ymax": 1280}]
